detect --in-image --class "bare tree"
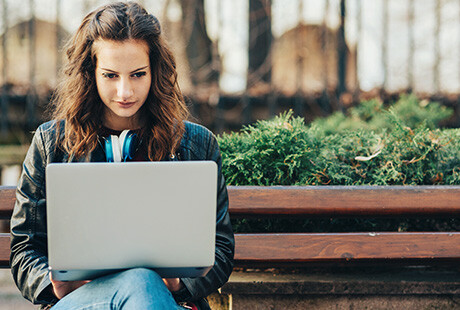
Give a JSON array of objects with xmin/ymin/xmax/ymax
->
[
  {"xmin": 179, "ymin": 0, "xmax": 219, "ymax": 87},
  {"xmin": 247, "ymin": 0, "xmax": 272, "ymax": 91}
]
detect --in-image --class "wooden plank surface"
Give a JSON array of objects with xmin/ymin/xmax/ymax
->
[
  {"xmin": 2, "ymin": 186, "xmax": 460, "ymax": 218},
  {"xmin": 3, "ymin": 232, "xmax": 460, "ymax": 268},
  {"xmin": 0, "ymin": 186, "xmax": 15, "ymax": 219},
  {"xmin": 234, "ymin": 232, "xmax": 460, "ymax": 264},
  {"xmin": 2, "ymin": 185, "xmax": 460, "ymax": 269},
  {"xmin": 228, "ymin": 186, "xmax": 460, "ymax": 216},
  {"xmin": 0, "ymin": 233, "xmax": 9, "ymax": 267}
]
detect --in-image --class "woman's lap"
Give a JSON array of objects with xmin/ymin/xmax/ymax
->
[{"xmin": 51, "ymin": 268, "xmax": 182, "ymax": 310}]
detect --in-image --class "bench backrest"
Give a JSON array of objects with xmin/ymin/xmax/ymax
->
[
  {"xmin": 0, "ymin": 186, "xmax": 15, "ymax": 220},
  {"xmin": 229, "ymin": 186, "xmax": 460, "ymax": 266},
  {"xmin": 1, "ymin": 185, "xmax": 460, "ymax": 268},
  {"xmin": 3, "ymin": 185, "xmax": 459, "ymax": 219},
  {"xmin": 228, "ymin": 186, "xmax": 460, "ymax": 216}
]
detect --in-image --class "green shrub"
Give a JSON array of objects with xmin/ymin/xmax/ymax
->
[
  {"xmin": 218, "ymin": 112, "xmax": 322, "ymax": 186},
  {"xmin": 219, "ymin": 109, "xmax": 459, "ymax": 186},
  {"xmin": 218, "ymin": 95, "xmax": 460, "ymax": 233},
  {"xmin": 314, "ymin": 114, "xmax": 459, "ymax": 185},
  {"xmin": 310, "ymin": 94, "xmax": 453, "ymax": 135}
]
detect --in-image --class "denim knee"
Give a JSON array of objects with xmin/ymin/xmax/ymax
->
[
  {"xmin": 118, "ymin": 268, "xmax": 162, "ymax": 283},
  {"xmin": 51, "ymin": 268, "xmax": 179, "ymax": 310},
  {"xmin": 110, "ymin": 268, "xmax": 178, "ymax": 309},
  {"xmin": 114, "ymin": 268, "xmax": 164, "ymax": 293}
]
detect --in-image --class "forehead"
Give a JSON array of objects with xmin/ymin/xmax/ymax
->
[{"xmin": 93, "ymin": 39, "xmax": 150, "ymax": 69}]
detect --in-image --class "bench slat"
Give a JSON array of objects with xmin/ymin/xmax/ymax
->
[
  {"xmin": 0, "ymin": 186, "xmax": 15, "ymax": 219},
  {"xmin": 0, "ymin": 233, "xmax": 9, "ymax": 267},
  {"xmin": 3, "ymin": 232, "xmax": 460, "ymax": 268},
  {"xmin": 1, "ymin": 186, "xmax": 460, "ymax": 219},
  {"xmin": 228, "ymin": 186, "xmax": 460, "ymax": 216},
  {"xmin": 234, "ymin": 232, "xmax": 460, "ymax": 265}
]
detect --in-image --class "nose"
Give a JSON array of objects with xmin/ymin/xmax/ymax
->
[{"xmin": 117, "ymin": 77, "xmax": 134, "ymax": 100}]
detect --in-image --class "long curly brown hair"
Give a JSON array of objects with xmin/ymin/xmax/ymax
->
[{"xmin": 51, "ymin": 1, "xmax": 189, "ymax": 161}]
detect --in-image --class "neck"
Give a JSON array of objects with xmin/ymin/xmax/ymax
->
[{"xmin": 103, "ymin": 115, "xmax": 144, "ymax": 131}]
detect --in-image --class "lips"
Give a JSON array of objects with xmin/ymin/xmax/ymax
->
[{"xmin": 116, "ymin": 101, "xmax": 136, "ymax": 108}]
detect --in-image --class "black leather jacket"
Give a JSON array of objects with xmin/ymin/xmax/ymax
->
[{"xmin": 10, "ymin": 120, "xmax": 234, "ymax": 308}]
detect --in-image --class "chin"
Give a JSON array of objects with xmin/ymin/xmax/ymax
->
[
  {"xmin": 114, "ymin": 108, "xmax": 139, "ymax": 118},
  {"xmin": 116, "ymin": 112, "xmax": 136, "ymax": 118}
]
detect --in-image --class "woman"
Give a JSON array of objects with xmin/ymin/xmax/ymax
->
[{"xmin": 10, "ymin": 2, "xmax": 234, "ymax": 309}]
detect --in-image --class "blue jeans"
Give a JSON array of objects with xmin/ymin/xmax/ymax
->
[{"xmin": 51, "ymin": 268, "xmax": 183, "ymax": 309}]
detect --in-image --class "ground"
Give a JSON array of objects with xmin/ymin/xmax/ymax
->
[{"xmin": 0, "ymin": 269, "xmax": 35, "ymax": 309}]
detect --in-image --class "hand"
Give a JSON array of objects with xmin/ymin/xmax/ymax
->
[
  {"xmin": 49, "ymin": 273, "xmax": 90, "ymax": 299},
  {"xmin": 162, "ymin": 278, "xmax": 183, "ymax": 292}
]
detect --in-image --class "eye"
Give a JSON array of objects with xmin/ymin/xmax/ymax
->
[
  {"xmin": 102, "ymin": 72, "xmax": 117, "ymax": 79},
  {"xmin": 132, "ymin": 72, "xmax": 146, "ymax": 78}
]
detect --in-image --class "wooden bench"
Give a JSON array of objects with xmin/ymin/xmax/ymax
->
[
  {"xmin": 1, "ymin": 185, "xmax": 460, "ymax": 268},
  {"xmin": 2, "ymin": 184, "xmax": 460, "ymax": 309},
  {"xmin": 228, "ymin": 185, "xmax": 460, "ymax": 267}
]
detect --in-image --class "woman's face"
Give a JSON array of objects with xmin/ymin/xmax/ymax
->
[{"xmin": 94, "ymin": 39, "xmax": 151, "ymax": 130}]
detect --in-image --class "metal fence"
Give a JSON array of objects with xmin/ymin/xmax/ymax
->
[{"xmin": 0, "ymin": 0, "xmax": 459, "ymax": 138}]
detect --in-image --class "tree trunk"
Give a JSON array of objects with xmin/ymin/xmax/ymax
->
[
  {"xmin": 248, "ymin": 0, "xmax": 272, "ymax": 90},
  {"xmin": 337, "ymin": 0, "xmax": 347, "ymax": 98},
  {"xmin": 179, "ymin": 0, "xmax": 218, "ymax": 86}
]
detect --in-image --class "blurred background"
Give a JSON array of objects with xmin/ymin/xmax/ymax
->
[
  {"xmin": 1, "ymin": 1, "xmax": 460, "ymax": 307},
  {"xmin": 0, "ymin": 0, "xmax": 460, "ymax": 177},
  {"xmin": 0, "ymin": 0, "xmax": 460, "ymax": 141}
]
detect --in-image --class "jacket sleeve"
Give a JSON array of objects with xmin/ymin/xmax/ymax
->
[
  {"xmin": 10, "ymin": 126, "xmax": 58, "ymax": 305},
  {"xmin": 177, "ymin": 133, "xmax": 235, "ymax": 302}
]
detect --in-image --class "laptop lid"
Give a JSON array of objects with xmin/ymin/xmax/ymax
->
[{"xmin": 46, "ymin": 161, "xmax": 217, "ymax": 281}]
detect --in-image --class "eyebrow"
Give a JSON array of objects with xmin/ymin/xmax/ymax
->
[{"xmin": 99, "ymin": 66, "xmax": 149, "ymax": 74}]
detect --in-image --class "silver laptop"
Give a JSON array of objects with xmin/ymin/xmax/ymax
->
[{"xmin": 46, "ymin": 161, "xmax": 217, "ymax": 281}]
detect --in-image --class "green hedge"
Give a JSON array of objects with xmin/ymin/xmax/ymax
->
[
  {"xmin": 217, "ymin": 95, "xmax": 460, "ymax": 232},
  {"xmin": 218, "ymin": 95, "xmax": 459, "ymax": 186}
]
